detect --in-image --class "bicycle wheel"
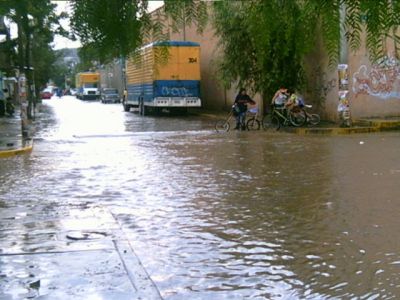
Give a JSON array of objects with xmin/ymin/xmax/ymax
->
[
  {"xmin": 262, "ymin": 114, "xmax": 280, "ymax": 130},
  {"xmin": 246, "ymin": 118, "xmax": 260, "ymax": 130},
  {"xmin": 308, "ymin": 113, "xmax": 321, "ymax": 126},
  {"xmin": 289, "ymin": 109, "xmax": 306, "ymax": 127},
  {"xmin": 215, "ymin": 119, "xmax": 230, "ymax": 132}
]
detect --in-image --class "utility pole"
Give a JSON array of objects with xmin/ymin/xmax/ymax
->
[
  {"xmin": 339, "ymin": 4, "xmax": 348, "ymax": 64},
  {"xmin": 17, "ymin": 70, "xmax": 29, "ymax": 138},
  {"xmin": 338, "ymin": 3, "xmax": 351, "ymax": 127}
]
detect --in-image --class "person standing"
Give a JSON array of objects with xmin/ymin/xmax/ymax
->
[{"xmin": 234, "ymin": 88, "xmax": 256, "ymax": 130}]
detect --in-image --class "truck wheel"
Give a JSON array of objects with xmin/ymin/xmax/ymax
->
[{"xmin": 139, "ymin": 100, "xmax": 146, "ymax": 116}]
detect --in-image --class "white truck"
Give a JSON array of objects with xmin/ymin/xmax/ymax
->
[{"xmin": 75, "ymin": 72, "xmax": 100, "ymax": 100}]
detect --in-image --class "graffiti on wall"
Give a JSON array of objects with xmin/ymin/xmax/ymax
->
[
  {"xmin": 352, "ymin": 55, "xmax": 400, "ymax": 99},
  {"xmin": 161, "ymin": 86, "xmax": 190, "ymax": 97}
]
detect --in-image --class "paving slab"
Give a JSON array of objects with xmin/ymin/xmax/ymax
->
[
  {"xmin": 0, "ymin": 249, "xmax": 138, "ymax": 300},
  {"xmin": 0, "ymin": 204, "xmax": 162, "ymax": 299},
  {"xmin": 0, "ymin": 111, "xmax": 33, "ymax": 157}
]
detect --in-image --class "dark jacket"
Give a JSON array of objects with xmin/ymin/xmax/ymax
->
[{"xmin": 234, "ymin": 93, "xmax": 255, "ymax": 112}]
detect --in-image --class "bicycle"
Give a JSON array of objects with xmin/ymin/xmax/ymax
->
[
  {"xmin": 215, "ymin": 108, "xmax": 235, "ymax": 132},
  {"xmin": 246, "ymin": 107, "xmax": 261, "ymax": 130},
  {"xmin": 262, "ymin": 105, "xmax": 306, "ymax": 130},
  {"xmin": 294, "ymin": 96, "xmax": 320, "ymax": 126},
  {"xmin": 302, "ymin": 104, "xmax": 320, "ymax": 126}
]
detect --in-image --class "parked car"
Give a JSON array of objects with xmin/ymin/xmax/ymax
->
[
  {"xmin": 100, "ymin": 88, "xmax": 120, "ymax": 103},
  {"xmin": 40, "ymin": 89, "xmax": 53, "ymax": 99}
]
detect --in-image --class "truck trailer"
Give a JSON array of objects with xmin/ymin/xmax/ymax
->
[
  {"xmin": 123, "ymin": 40, "xmax": 201, "ymax": 115},
  {"xmin": 75, "ymin": 72, "xmax": 100, "ymax": 100}
]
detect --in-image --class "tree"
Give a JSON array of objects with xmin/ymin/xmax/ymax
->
[
  {"xmin": 1, "ymin": 0, "xmax": 67, "ymax": 118},
  {"xmin": 70, "ymin": 0, "xmax": 208, "ymax": 63},
  {"xmin": 75, "ymin": 45, "xmax": 102, "ymax": 72},
  {"xmin": 31, "ymin": 35, "xmax": 59, "ymax": 98},
  {"xmin": 70, "ymin": 0, "xmax": 146, "ymax": 63}
]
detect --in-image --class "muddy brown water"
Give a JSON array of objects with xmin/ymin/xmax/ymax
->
[{"xmin": 1, "ymin": 97, "xmax": 400, "ymax": 299}]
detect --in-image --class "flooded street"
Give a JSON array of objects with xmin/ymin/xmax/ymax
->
[{"xmin": 1, "ymin": 96, "xmax": 400, "ymax": 299}]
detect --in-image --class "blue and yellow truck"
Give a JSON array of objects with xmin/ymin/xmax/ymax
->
[{"xmin": 123, "ymin": 40, "xmax": 201, "ymax": 115}]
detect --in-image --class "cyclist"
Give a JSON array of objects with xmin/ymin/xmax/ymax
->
[
  {"xmin": 234, "ymin": 88, "xmax": 256, "ymax": 130},
  {"xmin": 271, "ymin": 87, "xmax": 289, "ymax": 108},
  {"xmin": 286, "ymin": 91, "xmax": 305, "ymax": 110}
]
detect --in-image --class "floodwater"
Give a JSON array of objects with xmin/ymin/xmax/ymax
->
[{"xmin": 1, "ymin": 97, "xmax": 400, "ymax": 299}]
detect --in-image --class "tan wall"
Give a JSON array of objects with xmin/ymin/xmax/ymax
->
[
  {"xmin": 347, "ymin": 40, "xmax": 400, "ymax": 119},
  {"xmin": 303, "ymin": 31, "xmax": 339, "ymax": 121},
  {"xmin": 98, "ymin": 60, "xmax": 125, "ymax": 95},
  {"xmin": 168, "ymin": 21, "xmax": 226, "ymax": 110},
  {"xmin": 320, "ymin": 32, "xmax": 400, "ymax": 121}
]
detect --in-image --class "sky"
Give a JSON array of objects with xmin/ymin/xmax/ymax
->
[
  {"xmin": 52, "ymin": 1, "xmax": 80, "ymax": 50},
  {"xmin": 4, "ymin": 1, "xmax": 164, "ymax": 50},
  {"xmin": 52, "ymin": 0, "xmax": 164, "ymax": 50}
]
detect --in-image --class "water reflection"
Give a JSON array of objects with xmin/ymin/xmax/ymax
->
[{"xmin": 1, "ymin": 98, "xmax": 400, "ymax": 299}]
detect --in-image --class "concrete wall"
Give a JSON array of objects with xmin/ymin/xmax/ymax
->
[
  {"xmin": 314, "ymin": 34, "xmax": 400, "ymax": 121},
  {"xmin": 347, "ymin": 40, "xmax": 400, "ymax": 119},
  {"xmin": 152, "ymin": 6, "xmax": 400, "ymax": 120},
  {"xmin": 98, "ymin": 59, "xmax": 125, "ymax": 96},
  {"xmin": 166, "ymin": 16, "xmax": 232, "ymax": 111}
]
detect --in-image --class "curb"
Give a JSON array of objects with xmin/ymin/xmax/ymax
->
[
  {"xmin": 293, "ymin": 119, "xmax": 400, "ymax": 135},
  {"xmin": 196, "ymin": 110, "xmax": 400, "ymax": 135},
  {"xmin": 0, "ymin": 139, "xmax": 33, "ymax": 158},
  {"xmin": 369, "ymin": 120, "xmax": 400, "ymax": 130},
  {"xmin": 294, "ymin": 126, "xmax": 380, "ymax": 135}
]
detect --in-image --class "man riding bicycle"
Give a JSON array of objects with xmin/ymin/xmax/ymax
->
[{"xmin": 233, "ymin": 88, "xmax": 256, "ymax": 130}]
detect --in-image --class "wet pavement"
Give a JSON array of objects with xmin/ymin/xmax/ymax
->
[
  {"xmin": 0, "ymin": 112, "xmax": 24, "ymax": 154},
  {"xmin": 1, "ymin": 96, "xmax": 400, "ymax": 299}
]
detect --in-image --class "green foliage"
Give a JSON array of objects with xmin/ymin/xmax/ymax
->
[
  {"xmin": 1, "ymin": 0, "xmax": 67, "ymax": 104},
  {"xmin": 318, "ymin": 0, "xmax": 340, "ymax": 66},
  {"xmin": 345, "ymin": 0, "xmax": 398, "ymax": 62},
  {"xmin": 70, "ymin": 0, "xmax": 208, "ymax": 64},
  {"xmin": 213, "ymin": 0, "xmax": 320, "ymax": 103},
  {"xmin": 163, "ymin": 0, "xmax": 208, "ymax": 34},
  {"xmin": 31, "ymin": 35, "xmax": 58, "ymax": 93},
  {"xmin": 70, "ymin": 0, "xmax": 147, "ymax": 63},
  {"xmin": 212, "ymin": 0, "xmax": 400, "ymax": 106},
  {"xmin": 76, "ymin": 45, "xmax": 100, "ymax": 72}
]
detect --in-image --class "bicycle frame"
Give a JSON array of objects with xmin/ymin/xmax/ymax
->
[
  {"xmin": 246, "ymin": 107, "xmax": 261, "ymax": 130},
  {"xmin": 271, "ymin": 107, "xmax": 291, "ymax": 126},
  {"xmin": 215, "ymin": 110, "xmax": 234, "ymax": 132},
  {"xmin": 263, "ymin": 103, "xmax": 306, "ymax": 130},
  {"xmin": 225, "ymin": 111, "xmax": 234, "ymax": 125},
  {"xmin": 302, "ymin": 104, "xmax": 321, "ymax": 126}
]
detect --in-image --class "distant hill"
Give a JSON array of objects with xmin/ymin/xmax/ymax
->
[{"xmin": 56, "ymin": 48, "xmax": 79, "ymax": 65}]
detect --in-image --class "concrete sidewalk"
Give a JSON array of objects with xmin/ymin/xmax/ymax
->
[
  {"xmin": 293, "ymin": 117, "xmax": 400, "ymax": 135},
  {"xmin": 193, "ymin": 108, "xmax": 400, "ymax": 135},
  {"xmin": 0, "ymin": 112, "xmax": 33, "ymax": 158},
  {"xmin": 0, "ymin": 204, "xmax": 163, "ymax": 299}
]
